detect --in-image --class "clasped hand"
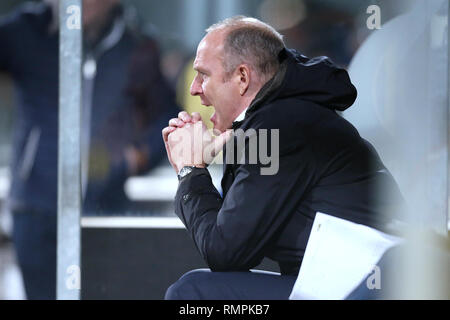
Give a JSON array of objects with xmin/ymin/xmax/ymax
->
[{"xmin": 162, "ymin": 111, "xmax": 232, "ymax": 173}]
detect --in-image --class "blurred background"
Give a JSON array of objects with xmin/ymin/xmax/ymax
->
[{"xmin": 0, "ymin": 0, "xmax": 448, "ymax": 299}]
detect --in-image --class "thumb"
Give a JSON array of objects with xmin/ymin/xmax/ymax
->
[{"xmin": 212, "ymin": 129, "xmax": 233, "ymax": 157}]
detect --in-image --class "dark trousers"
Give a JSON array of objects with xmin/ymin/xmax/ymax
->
[
  {"xmin": 12, "ymin": 209, "xmax": 56, "ymax": 300},
  {"xmin": 165, "ymin": 269, "xmax": 297, "ymax": 300}
]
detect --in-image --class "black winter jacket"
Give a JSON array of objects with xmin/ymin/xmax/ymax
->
[{"xmin": 174, "ymin": 48, "xmax": 404, "ymax": 275}]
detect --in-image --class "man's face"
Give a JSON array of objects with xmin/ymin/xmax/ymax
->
[{"xmin": 190, "ymin": 32, "xmax": 240, "ymax": 133}]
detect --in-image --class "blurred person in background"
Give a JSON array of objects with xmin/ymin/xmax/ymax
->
[{"xmin": 0, "ymin": 0, "xmax": 178, "ymax": 299}]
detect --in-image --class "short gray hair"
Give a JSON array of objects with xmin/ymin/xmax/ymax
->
[{"xmin": 206, "ymin": 16, "xmax": 285, "ymax": 81}]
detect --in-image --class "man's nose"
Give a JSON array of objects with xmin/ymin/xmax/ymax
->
[{"xmin": 190, "ymin": 77, "xmax": 202, "ymax": 96}]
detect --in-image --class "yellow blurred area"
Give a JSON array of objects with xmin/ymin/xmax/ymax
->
[{"xmin": 176, "ymin": 58, "xmax": 215, "ymax": 129}]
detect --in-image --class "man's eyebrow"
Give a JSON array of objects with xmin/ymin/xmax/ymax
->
[{"xmin": 193, "ymin": 65, "xmax": 209, "ymax": 74}]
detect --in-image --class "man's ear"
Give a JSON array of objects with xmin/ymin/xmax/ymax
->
[{"xmin": 236, "ymin": 64, "xmax": 251, "ymax": 96}]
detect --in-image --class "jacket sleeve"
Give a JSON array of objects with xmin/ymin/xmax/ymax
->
[{"xmin": 174, "ymin": 140, "xmax": 317, "ymax": 272}]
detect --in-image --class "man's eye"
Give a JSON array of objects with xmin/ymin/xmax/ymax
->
[{"xmin": 195, "ymin": 73, "xmax": 203, "ymax": 82}]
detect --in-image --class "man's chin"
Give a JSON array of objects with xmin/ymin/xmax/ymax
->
[
  {"xmin": 212, "ymin": 126, "xmax": 231, "ymax": 136},
  {"xmin": 211, "ymin": 118, "xmax": 232, "ymax": 135},
  {"xmin": 212, "ymin": 125, "xmax": 224, "ymax": 136}
]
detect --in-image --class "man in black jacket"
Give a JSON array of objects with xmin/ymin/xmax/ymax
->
[{"xmin": 163, "ymin": 16, "xmax": 404, "ymax": 299}]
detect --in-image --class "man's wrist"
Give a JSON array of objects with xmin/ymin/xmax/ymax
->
[
  {"xmin": 177, "ymin": 164, "xmax": 206, "ymax": 175},
  {"xmin": 177, "ymin": 165, "xmax": 207, "ymax": 181}
]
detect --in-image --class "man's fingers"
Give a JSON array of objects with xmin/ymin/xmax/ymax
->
[
  {"xmin": 162, "ymin": 126, "xmax": 177, "ymax": 142},
  {"xmin": 172, "ymin": 112, "xmax": 201, "ymax": 127},
  {"xmin": 191, "ymin": 112, "xmax": 202, "ymax": 123},
  {"xmin": 178, "ymin": 111, "xmax": 192, "ymax": 123},
  {"xmin": 169, "ymin": 118, "xmax": 186, "ymax": 128}
]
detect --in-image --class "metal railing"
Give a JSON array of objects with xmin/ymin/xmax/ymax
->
[{"xmin": 57, "ymin": 0, "xmax": 82, "ymax": 300}]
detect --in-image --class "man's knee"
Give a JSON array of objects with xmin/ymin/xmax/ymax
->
[
  {"xmin": 164, "ymin": 269, "xmax": 211, "ymax": 300},
  {"xmin": 165, "ymin": 282, "xmax": 182, "ymax": 300}
]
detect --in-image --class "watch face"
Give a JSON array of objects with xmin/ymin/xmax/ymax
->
[{"xmin": 179, "ymin": 166, "xmax": 193, "ymax": 178}]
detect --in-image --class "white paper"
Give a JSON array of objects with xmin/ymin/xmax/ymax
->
[{"xmin": 289, "ymin": 212, "xmax": 401, "ymax": 300}]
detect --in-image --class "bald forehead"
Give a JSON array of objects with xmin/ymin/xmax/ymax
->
[
  {"xmin": 200, "ymin": 30, "xmax": 226, "ymax": 51},
  {"xmin": 194, "ymin": 31, "xmax": 225, "ymax": 68}
]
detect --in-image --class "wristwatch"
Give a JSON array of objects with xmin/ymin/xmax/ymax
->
[{"xmin": 178, "ymin": 166, "xmax": 204, "ymax": 181}]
